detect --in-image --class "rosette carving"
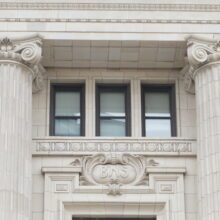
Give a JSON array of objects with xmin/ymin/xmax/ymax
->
[
  {"xmin": 0, "ymin": 34, "xmax": 45, "ymax": 92},
  {"xmin": 182, "ymin": 36, "xmax": 220, "ymax": 93},
  {"xmin": 80, "ymin": 153, "xmax": 148, "ymax": 195}
]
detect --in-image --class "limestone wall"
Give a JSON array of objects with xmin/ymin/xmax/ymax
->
[{"xmin": 31, "ymin": 68, "xmax": 197, "ymax": 220}]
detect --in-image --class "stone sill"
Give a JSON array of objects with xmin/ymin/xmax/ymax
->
[
  {"xmin": 32, "ymin": 137, "xmax": 196, "ymax": 156},
  {"xmin": 42, "ymin": 167, "xmax": 82, "ymax": 173}
]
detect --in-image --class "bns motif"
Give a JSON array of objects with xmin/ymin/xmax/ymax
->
[{"xmin": 80, "ymin": 153, "xmax": 148, "ymax": 195}]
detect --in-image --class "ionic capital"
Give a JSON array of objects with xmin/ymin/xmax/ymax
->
[
  {"xmin": 0, "ymin": 34, "xmax": 45, "ymax": 92},
  {"xmin": 182, "ymin": 35, "xmax": 220, "ymax": 94}
]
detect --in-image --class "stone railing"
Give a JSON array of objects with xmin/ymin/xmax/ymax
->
[{"xmin": 32, "ymin": 137, "xmax": 196, "ymax": 156}]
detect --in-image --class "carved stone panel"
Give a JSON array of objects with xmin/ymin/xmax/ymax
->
[{"xmin": 80, "ymin": 153, "xmax": 147, "ymax": 195}]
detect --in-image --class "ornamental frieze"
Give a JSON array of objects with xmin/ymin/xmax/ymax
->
[
  {"xmin": 1, "ymin": 2, "xmax": 220, "ymax": 12},
  {"xmin": 33, "ymin": 138, "xmax": 195, "ymax": 155}
]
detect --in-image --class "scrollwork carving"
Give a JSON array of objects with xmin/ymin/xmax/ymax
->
[
  {"xmin": 148, "ymin": 159, "xmax": 159, "ymax": 166},
  {"xmin": 32, "ymin": 64, "xmax": 45, "ymax": 93},
  {"xmin": 80, "ymin": 153, "xmax": 147, "ymax": 195},
  {"xmin": 188, "ymin": 43, "xmax": 213, "ymax": 66},
  {"xmin": 0, "ymin": 35, "xmax": 45, "ymax": 92},
  {"xmin": 69, "ymin": 158, "xmax": 81, "ymax": 167},
  {"xmin": 182, "ymin": 36, "xmax": 220, "ymax": 93},
  {"xmin": 15, "ymin": 42, "xmax": 42, "ymax": 64},
  {"xmin": 182, "ymin": 65, "xmax": 195, "ymax": 94}
]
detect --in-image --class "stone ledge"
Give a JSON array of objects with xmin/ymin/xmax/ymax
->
[
  {"xmin": 42, "ymin": 167, "xmax": 82, "ymax": 173},
  {"xmin": 147, "ymin": 167, "xmax": 186, "ymax": 174}
]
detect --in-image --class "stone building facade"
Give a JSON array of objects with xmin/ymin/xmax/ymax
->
[{"xmin": 0, "ymin": 1, "xmax": 220, "ymax": 220}]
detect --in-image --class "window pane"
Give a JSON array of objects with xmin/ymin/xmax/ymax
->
[
  {"xmin": 100, "ymin": 118, "xmax": 126, "ymax": 136},
  {"xmin": 145, "ymin": 119, "xmax": 171, "ymax": 137},
  {"xmin": 145, "ymin": 92, "xmax": 170, "ymax": 117},
  {"xmin": 100, "ymin": 92, "xmax": 125, "ymax": 117},
  {"xmin": 55, "ymin": 91, "xmax": 80, "ymax": 116},
  {"xmin": 55, "ymin": 119, "xmax": 80, "ymax": 136}
]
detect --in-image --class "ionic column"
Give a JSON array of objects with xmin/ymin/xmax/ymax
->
[
  {"xmin": 183, "ymin": 36, "xmax": 220, "ymax": 220},
  {"xmin": 0, "ymin": 35, "xmax": 44, "ymax": 220}
]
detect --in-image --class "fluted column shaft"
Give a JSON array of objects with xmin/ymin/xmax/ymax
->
[
  {"xmin": 0, "ymin": 36, "xmax": 44, "ymax": 220},
  {"xmin": 184, "ymin": 36, "xmax": 220, "ymax": 220},
  {"xmin": 195, "ymin": 63, "xmax": 220, "ymax": 220},
  {"xmin": 0, "ymin": 62, "xmax": 32, "ymax": 220}
]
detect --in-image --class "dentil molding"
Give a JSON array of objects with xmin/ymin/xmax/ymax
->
[
  {"xmin": 1, "ymin": 18, "xmax": 220, "ymax": 25},
  {"xmin": 0, "ymin": 2, "xmax": 220, "ymax": 12},
  {"xmin": 0, "ymin": 34, "xmax": 45, "ymax": 92},
  {"xmin": 182, "ymin": 35, "xmax": 220, "ymax": 94}
]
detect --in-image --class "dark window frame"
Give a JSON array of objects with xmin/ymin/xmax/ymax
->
[
  {"xmin": 141, "ymin": 84, "xmax": 176, "ymax": 137},
  {"xmin": 96, "ymin": 84, "xmax": 131, "ymax": 137},
  {"xmin": 50, "ymin": 83, "xmax": 85, "ymax": 136}
]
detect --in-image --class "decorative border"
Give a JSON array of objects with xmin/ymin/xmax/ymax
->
[
  {"xmin": 42, "ymin": 167, "xmax": 186, "ymax": 220},
  {"xmin": 0, "ymin": 3, "xmax": 220, "ymax": 12},
  {"xmin": 32, "ymin": 138, "xmax": 196, "ymax": 155},
  {"xmin": 0, "ymin": 18, "xmax": 220, "ymax": 24}
]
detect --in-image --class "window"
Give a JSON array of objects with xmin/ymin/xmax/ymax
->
[
  {"xmin": 50, "ymin": 84, "xmax": 85, "ymax": 136},
  {"xmin": 96, "ymin": 84, "xmax": 131, "ymax": 136},
  {"xmin": 141, "ymin": 85, "xmax": 176, "ymax": 137}
]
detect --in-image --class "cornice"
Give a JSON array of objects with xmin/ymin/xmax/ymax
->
[
  {"xmin": 0, "ymin": 35, "xmax": 45, "ymax": 93},
  {"xmin": 1, "ymin": 18, "xmax": 220, "ymax": 24},
  {"xmin": 0, "ymin": 3, "xmax": 220, "ymax": 12}
]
